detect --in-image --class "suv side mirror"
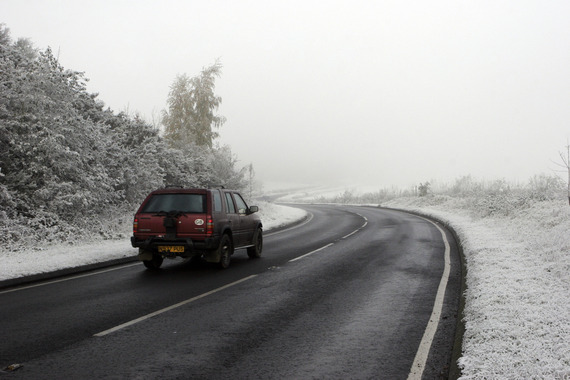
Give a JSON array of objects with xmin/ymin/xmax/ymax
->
[{"xmin": 248, "ymin": 205, "xmax": 259, "ymax": 214}]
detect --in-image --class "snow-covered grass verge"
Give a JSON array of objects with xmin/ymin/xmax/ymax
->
[
  {"xmin": 384, "ymin": 196, "xmax": 570, "ymax": 380},
  {"xmin": 0, "ymin": 201, "xmax": 307, "ymax": 282}
]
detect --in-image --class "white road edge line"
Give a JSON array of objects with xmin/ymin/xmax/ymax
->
[
  {"xmin": 94, "ymin": 274, "xmax": 258, "ymax": 337},
  {"xmin": 0, "ymin": 263, "xmax": 140, "ymax": 295},
  {"xmin": 288, "ymin": 243, "xmax": 334, "ymax": 263},
  {"xmin": 407, "ymin": 217, "xmax": 452, "ymax": 380}
]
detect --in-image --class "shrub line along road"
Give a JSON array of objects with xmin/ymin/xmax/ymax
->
[{"xmin": 0, "ymin": 205, "xmax": 462, "ymax": 379}]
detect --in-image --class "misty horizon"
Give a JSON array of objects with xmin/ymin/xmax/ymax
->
[{"xmin": 2, "ymin": 0, "xmax": 569, "ymax": 189}]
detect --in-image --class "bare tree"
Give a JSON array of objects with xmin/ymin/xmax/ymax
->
[
  {"xmin": 554, "ymin": 141, "xmax": 570, "ymax": 205},
  {"xmin": 248, "ymin": 163, "xmax": 255, "ymax": 199}
]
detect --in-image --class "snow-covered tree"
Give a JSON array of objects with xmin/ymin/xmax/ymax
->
[
  {"xmin": 208, "ymin": 145, "xmax": 247, "ymax": 190},
  {"xmin": 161, "ymin": 61, "xmax": 226, "ymax": 148},
  {"xmin": 0, "ymin": 23, "xmax": 10, "ymax": 46},
  {"xmin": 418, "ymin": 182, "xmax": 431, "ymax": 197},
  {"xmin": 0, "ymin": 25, "xmax": 250, "ymax": 248}
]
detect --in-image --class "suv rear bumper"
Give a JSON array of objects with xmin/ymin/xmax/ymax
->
[{"xmin": 131, "ymin": 236, "xmax": 220, "ymax": 254}]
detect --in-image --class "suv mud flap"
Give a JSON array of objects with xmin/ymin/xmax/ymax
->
[
  {"xmin": 137, "ymin": 249, "xmax": 153, "ymax": 261},
  {"xmin": 203, "ymin": 249, "xmax": 221, "ymax": 263}
]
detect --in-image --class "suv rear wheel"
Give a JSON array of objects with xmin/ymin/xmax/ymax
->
[
  {"xmin": 218, "ymin": 234, "xmax": 233, "ymax": 269},
  {"xmin": 247, "ymin": 227, "xmax": 263, "ymax": 259}
]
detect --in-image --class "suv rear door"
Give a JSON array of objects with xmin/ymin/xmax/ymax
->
[
  {"xmin": 223, "ymin": 191, "xmax": 242, "ymax": 246},
  {"xmin": 136, "ymin": 191, "xmax": 209, "ymax": 240}
]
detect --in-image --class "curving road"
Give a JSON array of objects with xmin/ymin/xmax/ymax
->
[{"xmin": 0, "ymin": 204, "xmax": 461, "ymax": 379}]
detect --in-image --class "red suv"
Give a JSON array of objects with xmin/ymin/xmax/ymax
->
[{"xmin": 131, "ymin": 187, "xmax": 262, "ymax": 269}]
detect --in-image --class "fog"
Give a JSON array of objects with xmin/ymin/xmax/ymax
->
[{"xmin": 3, "ymin": 0, "xmax": 569, "ymax": 189}]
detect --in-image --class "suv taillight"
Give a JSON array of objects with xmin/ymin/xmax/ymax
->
[
  {"xmin": 133, "ymin": 218, "xmax": 138, "ymax": 234},
  {"xmin": 206, "ymin": 216, "xmax": 214, "ymax": 236}
]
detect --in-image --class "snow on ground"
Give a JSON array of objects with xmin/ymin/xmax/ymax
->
[
  {"xmin": 255, "ymin": 200, "xmax": 308, "ymax": 230},
  {"xmin": 0, "ymin": 202, "xmax": 307, "ymax": 282},
  {"xmin": 384, "ymin": 196, "xmax": 570, "ymax": 380},
  {"xmin": 263, "ymin": 183, "xmax": 352, "ymax": 202}
]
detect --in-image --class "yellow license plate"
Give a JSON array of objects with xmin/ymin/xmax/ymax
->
[{"xmin": 158, "ymin": 246, "xmax": 184, "ymax": 253}]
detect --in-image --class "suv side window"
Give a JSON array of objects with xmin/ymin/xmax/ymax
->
[
  {"xmin": 213, "ymin": 191, "xmax": 223, "ymax": 213},
  {"xmin": 234, "ymin": 193, "xmax": 248, "ymax": 214},
  {"xmin": 225, "ymin": 192, "xmax": 236, "ymax": 214}
]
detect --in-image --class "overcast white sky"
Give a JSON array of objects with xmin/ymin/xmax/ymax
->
[{"xmin": 3, "ymin": 0, "xmax": 570, "ymax": 189}]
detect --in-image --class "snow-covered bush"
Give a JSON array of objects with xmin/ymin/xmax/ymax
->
[
  {"xmin": 0, "ymin": 25, "xmax": 247, "ymax": 250},
  {"xmin": 527, "ymin": 173, "xmax": 566, "ymax": 201}
]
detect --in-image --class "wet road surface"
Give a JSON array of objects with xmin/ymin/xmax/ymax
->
[{"xmin": 0, "ymin": 205, "xmax": 462, "ymax": 379}]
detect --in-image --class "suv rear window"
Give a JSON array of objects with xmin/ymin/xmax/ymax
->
[{"xmin": 141, "ymin": 194, "xmax": 206, "ymax": 213}]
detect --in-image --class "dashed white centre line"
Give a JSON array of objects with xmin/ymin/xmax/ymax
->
[
  {"xmin": 342, "ymin": 215, "xmax": 368, "ymax": 239},
  {"xmin": 289, "ymin": 212, "xmax": 368, "ymax": 263},
  {"xmin": 288, "ymin": 243, "xmax": 334, "ymax": 262},
  {"xmin": 94, "ymin": 274, "xmax": 258, "ymax": 337}
]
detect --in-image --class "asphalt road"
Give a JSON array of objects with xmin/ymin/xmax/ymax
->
[{"xmin": 0, "ymin": 205, "xmax": 462, "ymax": 379}]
